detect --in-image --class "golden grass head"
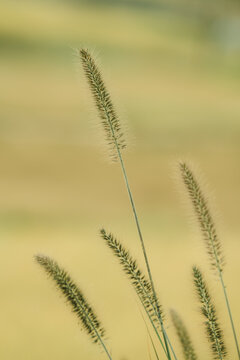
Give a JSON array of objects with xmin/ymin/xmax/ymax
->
[
  {"xmin": 179, "ymin": 162, "xmax": 224, "ymax": 273},
  {"xmin": 170, "ymin": 309, "xmax": 198, "ymax": 360},
  {"xmin": 79, "ymin": 48, "xmax": 126, "ymax": 161},
  {"xmin": 35, "ymin": 254, "xmax": 106, "ymax": 344},
  {"xmin": 193, "ymin": 266, "xmax": 227, "ymax": 359},
  {"xmin": 100, "ymin": 228, "xmax": 163, "ymax": 328}
]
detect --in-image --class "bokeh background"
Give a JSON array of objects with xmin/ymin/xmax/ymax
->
[{"xmin": 1, "ymin": 0, "xmax": 240, "ymax": 359}]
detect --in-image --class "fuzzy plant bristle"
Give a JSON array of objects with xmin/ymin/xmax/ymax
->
[
  {"xmin": 35, "ymin": 254, "xmax": 112, "ymax": 359},
  {"xmin": 170, "ymin": 310, "xmax": 198, "ymax": 360},
  {"xmin": 100, "ymin": 229, "xmax": 172, "ymax": 358},
  {"xmin": 179, "ymin": 162, "xmax": 224, "ymax": 273},
  {"xmin": 100, "ymin": 229, "xmax": 163, "ymax": 326},
  {"xmin": 193, "ymin": 266, "xmax": 227, "ymax": 360},
  {"xmin": 79, "ymin": 48, "xmax": 126, "ymax": 161},
  {"xmin": 100, "ymin": 229, "xmax": 163, "ymax": 325},
  {"xmin": 180, "ymin": 162, "xmax": 239, "ymax": 359}
]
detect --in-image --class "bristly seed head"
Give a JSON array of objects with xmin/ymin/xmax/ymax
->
[
  {"xmin": 100, "ymin": 229, "xmax": 163, "ymax": 328},
  {"xmin": 193, "ymin": 266, "xmax": 227, "ymax": 360},
  {"xmin": 35, "ymin": 254, "xmax": 106, "ymax": 344},
  {"xmin": 170, "ymin": 309, "xmax": 198, "ymax": 360},
  {"xmin": 179, "ymin": 162, "xmax": 224, "ymax": 273},
  {"xmin": 79, "ymin": 48, "xmax": 126, "ymax": 161}
]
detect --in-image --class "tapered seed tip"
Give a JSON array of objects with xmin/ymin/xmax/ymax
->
[
  {"xmin": 192, "ymin": 266, "xmax": 202, "ymax": 282},
  {"xmin": 79, "ymin": 48, "xmax": 88, "ymax": 56},
  {"xmin": 79, "ymin": 48, "xmax": 92, "ymax": 63},
  {"xmin": 34, "ymin": 254, "xmax": 53, "ymax": 268},
  {"xmin": 179, "ymin": 161, "xmax": 188, "ymax": 171},
  {"xmin": 100, "ymin": 229, "xmax": 108, "ymax": 240},
  {"xmin": 34, "ymin": 254, "xmax": 44, "ymax": 262},
  {"xmin": 192, "ymin": 265, "xmax": 198, "ymax": 273}
]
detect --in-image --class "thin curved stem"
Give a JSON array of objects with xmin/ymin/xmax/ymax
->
[
  {"xmin": 219, "ymin": 272, "xmax": 240, "ymax": 359},
  {"xmin": 117, "ymin": 146, "xmax": 176, "ymax": 360},
  {"xmin": 102, "ymin": 99, "xmax": 174, "ymax": 360},
  {"xmin": 207, "ymin": 228, "xmax": 240, "ymax": 359}
]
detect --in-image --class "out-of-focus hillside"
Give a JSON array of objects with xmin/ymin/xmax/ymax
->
[{"xmin": 0, "ymin": 1, "xmax": 240, "ymax": 359}]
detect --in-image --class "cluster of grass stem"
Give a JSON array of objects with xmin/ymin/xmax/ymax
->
[
  {"xmin": 180, "ymin": 162, "xmax": 240, "ymax": 359},
  {"xmin": 34, "ymin": 49, "xmax": 239, "ymax": 360},
  {"xmin": 79, "ymin": 48, "xmax": 175, "ymax": 360}
]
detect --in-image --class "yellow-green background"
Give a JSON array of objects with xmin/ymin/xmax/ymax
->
[{"xmin": 1, "ymin": 0, "xmax": 240, "ymax": 359}]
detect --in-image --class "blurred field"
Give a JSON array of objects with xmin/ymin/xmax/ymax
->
[{"xmin": 1, "ymin": 0, "xmax": 240, "ymax": 359}]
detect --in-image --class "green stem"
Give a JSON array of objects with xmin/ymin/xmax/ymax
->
[
  {"xmin": 93, "ymin": 73, "xmax": 175, "ymax": 360},
  {"xmin": 136, "ymin": 261, "xmax": 177, "ymax": 360},
  {"xmin": 140, "ymin": 309, "xmax": 160, "ymax": 360},
  {"xmin": 139, "ymin": 294, "xmax": 167, "ymax": 357},
  {"xmin": 219, "ymin": 271, "xmax": 240, "ymax": 359},
  {"xmin": 164, "ymin": 331, "xmax": 178, "ymax": 360},
  {"xmin": 116, "ymin": 145, "xmax": 174, "ymax": 360},
  {"xmin": 120, "ymin": 247, "xmax": 167, "ymax": 356},
  {"xmin": 206, "ymin": 228, "xmax": 240, "ymax": 360}
]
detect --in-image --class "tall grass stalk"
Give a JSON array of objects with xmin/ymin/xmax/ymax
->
[
  {"xmin": 35, "ymin": 254, "xmax": 112, "ymax": 360},
  {"xmin": 142, "ymin": 314, "xmax": 160, "ymax": 360},
  {"xmin": 180, "ymin": 162, "xmax": 240, "ymax": 359},
  {"xmin": 138, "ymin": 302, "xmax": 160, "ymax": 360},
  {"xmin": 80, "ymin": 48, "xmax": 175, "ymax": 360}
]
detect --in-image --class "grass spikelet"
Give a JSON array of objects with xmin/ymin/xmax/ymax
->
[
  {"xmin": 79, "ymin": 48, "xmax": 125, "ymax": 161},
  {"xmin": 100, "ymin": 229, "xmax": 163, "ymax": 326},
  {"xmin": 100, "ymin": 229, "xmax": 169, "ymax": 356},
  {"xmin": 170, "ymin": 309, "xmax": 198, "ymax": 360},
  {"xmin": 35, "ymin": 254, "xmax": 112, "ymax": 359},
  {"xmin": 179, "ymin": 162, "xmax": 223, "ymax": 273},
  {"xmin": 193, "ymin": 266, "xmax": 227, "ymax": 360}
]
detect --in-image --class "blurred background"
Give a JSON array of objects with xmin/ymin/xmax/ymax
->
[{"xmin": 1, "ymin": 0, "xmax": 240, "ymax": 359}]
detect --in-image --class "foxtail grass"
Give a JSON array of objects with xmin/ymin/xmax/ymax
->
[
  {"xmin": 101, "ymin": 229, "xmax": 167, "ymax": 356},
  {"xmin": 170, "ymin": 310, "xmax": 198, "ymax": 360},
  {"xmin": 79, "ymin": 49, "xmax": 126, "ymax": 162},
  {"xmin": 193, "ymin": 266, "xmax": 227, "ymax": 360},
  {"xmin": 80, "ymin": 48, "xmax": 175, "ymax": 360},
  {"xmin": 33, "ymin": 50, "xmax": 239, "ymax": 360},
  {"xmin": 179, "ymin": 162, "xmax": 223, "ymax": 272},
  {"xmin": 35, "ymin": 254, "xmax": 112, "ymax": 360},
  {"xmin": 180, "ymin": 162, "xmax": 239, "ymax": 359}
]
